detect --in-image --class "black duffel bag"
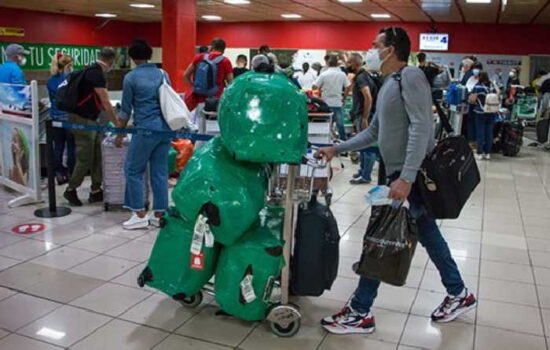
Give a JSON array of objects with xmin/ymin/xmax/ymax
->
[
  {"xmin": 417, "ymin": 136, "xmax": 480, "ymax": 219},
  {"xmin": 353, "ymin": 205, "xmax": 417, "ymax": 287}
]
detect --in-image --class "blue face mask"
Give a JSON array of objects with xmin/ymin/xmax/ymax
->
[{"xmin": 473, "ymin": 69, "xmax": 481, "ymax": 76}]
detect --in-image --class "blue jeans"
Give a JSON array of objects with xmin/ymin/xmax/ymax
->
[
  {"xmin": 359, "ymin": 147, "xmax": 378, "ymax": 182},
  {"xmin": 351, "ymin": 174, "xmax": 465, "ymax": 314},
  {"xmin": 124, "ymin": 131, "xmax": 171, "ymax": 212},
  {"xmin": 474, "ymin": 113, "xmax": 495, "ymax": 154},
  {"xmin": 52, "ymin": 127, "xmax": 75, "ymax": 177},
  {"xmin": 467, "ymin": 106, "xmax": 477, "ymax": 142},
  {"xmin": 330, "ymin": 107, "xmax": 346, "ymax": 141}
]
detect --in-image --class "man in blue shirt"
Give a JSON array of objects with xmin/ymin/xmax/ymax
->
[{"xmin": 0, "ymin": 44, "xmax": 28, "ymax": 85}]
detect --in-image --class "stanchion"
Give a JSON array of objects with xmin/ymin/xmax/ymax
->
[{"xmin": 35, "ymin": 119, "xmax": 72, "ymax": 218}]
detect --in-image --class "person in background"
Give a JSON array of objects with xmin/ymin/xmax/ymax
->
[
  {"xmin": 417, "ymin": 52, "xmax": 440, "ymax": 87},
  {"xmin": 533, "ymin": 70, "xmax": 548, "ymax": 95},
  {"xmin": 312, "ymin": 54, "xmax": 351, "ymax": 141},
  {"xmin": 259, "ymin": 45, "xmax": 271, "ymax": 55},
  {"xmin": 233, "ymin": 54, "xmax": 249, "ymax": 77},
  {"xmin": 460, "ymin": 58, "xmax": 474, "ymax": 86},
  {"xmin": 116, "ymin": 39, "xmax": 172, "ymax": 230},
  {"xmin": 321, "ymin": 54, "xmax": 331, "ymax": 73},
  {"xmin": 183, "ymin": 38, "xmax": 233, "ymax": 111},
  {"xmin": 47, "ymin": 53, "xmax": 75, "ymax": 185},
  {"xmin": 465, "ymin": 62, "xmax": 483, "ymax": 145},
  {"xmin": 198, "ymin": 46, "xmax": 209, "ymax": 54},
  {"xmin": 63, "ymin": 47, "xmax": 119, "ymax": 207},
  {"xmin": 347, "ymin": 52, "xmax": 379, "ymax": 185},
  {"xmin": 506, "ymin": 67, "xmax": 521, "ymax": 92},
  {"xmin": 311, "ymin": 62, "xmax": 323, "ymax": 77},
  {"xmin": 294, "ymin": 62, "xmax": 317, "ymax": 90},
  {"xmin": 491, "ymin": 67, "xmax": 505, "ymax": 89},
  {"xmin": 471, "ymin": 72, "xmax": 497, "ymax": 160},
  {"xmin": 0, "ymin": 44, "xmax": 29, "ymax": 84},
  {"xmin": 316, "ymin": 26, "xmax": 475, "ymax": 335},
  {"xmin": 251, "ymin": 54, "xmax": 274, "ymax": 73}
]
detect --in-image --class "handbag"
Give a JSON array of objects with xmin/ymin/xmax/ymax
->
[
  {"xmin": 159, "ymin": 70, "xmax": 198, "ymax": 131},
  {"xmin": 353, "ymin": 205, "xmax": 417, "ymax": 287}
]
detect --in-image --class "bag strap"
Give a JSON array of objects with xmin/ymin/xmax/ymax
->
[
  {"xmin": 392, "ymin": 66, "xmax": 409, "ymax": 123},
  {"xmin": 159, "ymin": 69, "xmax": 168, "ymax": 85}
]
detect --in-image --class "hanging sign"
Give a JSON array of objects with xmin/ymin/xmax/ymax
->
[
  {"xmin": 420, "ymin": 33, "xmax": 449, "ymax": 51},
  {"xmin": 0, "ymin": 27, "xmax": 25, "ymax": 37}
]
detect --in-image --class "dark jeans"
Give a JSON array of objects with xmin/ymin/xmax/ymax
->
[
  {"xmin": 329, "ymin": 107, "xmax": 347, "ymax": 141},
  {"xmin": 359, "ymin": 147, "xmax": 378, "ymax": 182},
  {"xmin": 52, "ymin": 127, "xmax": 75, "ymax": 177},
  {"xmin": 467, "ymin": 106, "xmax": 477, "ymax": 142},
  {"xmin": 350, "ymin": 173, "xmax": 465, "ymax": 314},
  {"xmin": 474, "ymin": 113, "xmax": 495, "ymax": 154}
]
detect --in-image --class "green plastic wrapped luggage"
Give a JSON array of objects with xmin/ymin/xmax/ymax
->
[
  {"xmin": 218, "ymin": 71, "xmax": 308, "ymax": 164},
  {"xmin": 171, "ymin": 136, "xmax": 269, "ymax": 246},
  {"xmin": 214, "ymin": 206, "xmax": 285, "ymax": 321},
  {"xmin": 139, "ymin": 208, "xmax": 220, "ymax": 300}
]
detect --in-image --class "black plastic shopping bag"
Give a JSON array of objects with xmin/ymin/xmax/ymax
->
[{"xmin": 353, "ymin": 205, "xmax": 418, "ymax": 286}]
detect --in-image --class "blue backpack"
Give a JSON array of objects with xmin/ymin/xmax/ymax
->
[{"xmin": 193, "ymin": 55, "xmax": 225, "ymax": 97}]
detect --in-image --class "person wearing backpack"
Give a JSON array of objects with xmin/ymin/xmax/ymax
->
[
  {"xmin": 62, "ymin": 47, "xmax": 119, "ymax": 207},
  {"xmin": 316, "ymin": 27, "xmax": 475, "ymax": 335},
  {"xmin": 114, "ymin": 39, "xmax": 172, "ymax": 229},
  {"xmin": 471, "ymin": 71, "xmax": 498, "ymax": 160},
  {"xmin": 183, "ymin": 38, "xmax": 233, "ymax": 112}
]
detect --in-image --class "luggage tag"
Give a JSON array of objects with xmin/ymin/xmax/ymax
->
[
  {"xmin": 191, "ymin": 215, "xmax": 208, "ymax": 256},
  {"xmin": 190, "ymin": 252, "xmax": 205, "ymax": 270},
  {"xmin": 240, "ymin": 274, "xmax": 257, "ymax": 304}
]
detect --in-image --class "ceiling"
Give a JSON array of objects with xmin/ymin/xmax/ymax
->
[{"xmin": 2, "ymin": 0, "xmax": 550, "ymax": 24}]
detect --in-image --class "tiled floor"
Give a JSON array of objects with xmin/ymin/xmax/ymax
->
[{"xmin": 0, "ymin": 145, "xmax": 549, "ymax": 349}]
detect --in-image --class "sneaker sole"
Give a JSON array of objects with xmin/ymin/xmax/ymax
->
[
  {"xmin": 322, "ymin": 324, "xmax": 375, "ymax": 335},
  {"xmin": 123, "ymin": 221, "xmax": 150, "ymax": 230},
  {"xmin": 432, "ymin": 301, "xmax": 477, "ymax": 324}
]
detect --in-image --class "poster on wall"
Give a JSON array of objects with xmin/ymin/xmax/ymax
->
[{"xmin": 0, "ymin": 82, "xmax": 40, "ymax": 207}]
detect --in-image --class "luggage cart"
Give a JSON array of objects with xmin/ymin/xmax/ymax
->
[{"xmin": 171, "ymin": 157, "xmax": 329, "ymax": 337}]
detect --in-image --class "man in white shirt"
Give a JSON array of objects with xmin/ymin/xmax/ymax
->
[
  {"xmin": 294, "ymin": 62, "xmax": 318, "ymax": 90},
  {"xmin": 313, "ymin": 54, "xmax": 351, "ymax": 140}
]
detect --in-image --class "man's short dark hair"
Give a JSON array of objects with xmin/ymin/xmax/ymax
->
[
  {"xmin": 198, "ymin": 46, "xmax": 209, "ymax": 53},
  {"xmin": 99, "ymin": 47, "xmax": 116, "ymax": 61},
  {"xmin": 417, "ymin": 52, "xmax": 426, "ymax": 63},
  {"xmin": 302, "ymin": 62, "xmax": 310, "ymax": 72},
  {"xmin": 379, "ymin": 27, "xmax": 411, "ymax": 63},
  {"xmin": 473, "ymin": 61, "xmax": 484, "ymax": 70},
  {"xmin": 210, "ymin": 38, "xmax": 226, "ymax": 53},
  {"xmin": 259, "ymin": 45, "xmax": 270, "ymax": 54},
  {"xmin": 128, "ymin": 39, "xmax": 152, "ymax": 60},
  {"xmin": 327, "ymin": 54, "xmax": 338, "ymax": 67},
  {"xmin": 237, "ymin": 54, "xmax": 247, "ymax": 63}
]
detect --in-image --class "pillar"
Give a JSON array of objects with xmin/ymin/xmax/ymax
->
[{"xmin": 162, "ymin": 0, "xmax": 196, "ymax": 92}]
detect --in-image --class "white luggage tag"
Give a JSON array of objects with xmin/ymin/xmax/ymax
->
[
  {"xmin": 240, "ymin": 274, "xmax": 257, "ymax": 304},
  {"xmin": 191, "ymin": 214, "xmax": 208, "ymax": 255}
]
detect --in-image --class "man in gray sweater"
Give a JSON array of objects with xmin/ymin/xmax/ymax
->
[{"xmin": 317, "ymin": 27, "xmax": 476, "ymax": 335}]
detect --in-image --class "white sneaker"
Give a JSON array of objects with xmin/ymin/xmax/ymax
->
[
  {"xmin": 123, "ymin": 212, "xmax": 149, "ymax": 230},
  {"xmin": 474, "ymin": 154, "xmax": 483, "ymax": 161},
  {"xmin": 483, "ymin": 154, "xmax": 491, "ymax": 160},
  {"xmin": 149, "ymin": 212, "xmax": 162, "ymax": 228}
]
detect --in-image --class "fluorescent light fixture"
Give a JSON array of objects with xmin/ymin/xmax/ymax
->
[
  {"xmin": 202, "ymin": 15, "xmax": 222, "ymax": 21},
  {"xmin": 130, "ymin": 3, "xmax": 156, "ymax": 8},
  {"xmin": 224, "ymin": 0, "xmax": 250, "ymax": 4},
  {"xmin": 95, "ymin": 13, "xmax": 117, "ymax": 18},
  {"xmin": 466, "ymin": 0, "xmax": 491, "ymax": 3},
  {"xmin": 371, "ymin": 13, "xmax": 391, "ymax": 18},
  {"xmin": 338, "ymin": 0, "xmax": 363, "ymax": 3},
  {"xmin": 37, "ymin": 328, "xmax": 66, "ymax": 340},
  {"xmin": 281, "ymin": 13, "xmax": 302, "ymax": 19}
]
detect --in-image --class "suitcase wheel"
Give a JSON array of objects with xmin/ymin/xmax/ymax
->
[
  {"xmin": 159, "ymin": 217, "xmax": 167, "ymax": 228},
  {"xmin": 137, "ymin": 267, "xmax": 153, "ymax": 288},
  {"xmin": 104, "ymin": 203, "xmax": 109, "ymax": 211},
  {"xmin": 173, "ymin": 291, "xmax": 203, "ymax": 308},
  {"xmin": 267, "ymin": 304, "xmax": 301, "ymax": 338}
]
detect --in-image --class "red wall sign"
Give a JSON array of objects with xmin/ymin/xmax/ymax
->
[{"xmin": 11, "ymin": 223, "xmax": 46, "ymax": 234}]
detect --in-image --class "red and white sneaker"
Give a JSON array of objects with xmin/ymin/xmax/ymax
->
[
  {"xmin": 431, "ymin": 288, "xmax": 477, "ymax": 323},
  {"xmin": 321, "ymin": 305, "xmax": 375, "ymax": 335}
]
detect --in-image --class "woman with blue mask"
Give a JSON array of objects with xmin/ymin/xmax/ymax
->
[{"xmin": 465, "ymin": 62, "xmax": 484, "ymax": 146}]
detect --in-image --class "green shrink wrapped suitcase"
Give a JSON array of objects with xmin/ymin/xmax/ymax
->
[
  {"xmin": 172, "ymin": 136, "xmax": 270, "ymax": 246},
  {"xmin": 215, "ymin": 206, "xmax": 285, "ymax": 321},
  {"xmin": 218, "ymin": 71, "xmax": 308, "ymax": 164},
  {"xmin": 139, "ymin": 208, "xmax": 220, "ymax": 301}
]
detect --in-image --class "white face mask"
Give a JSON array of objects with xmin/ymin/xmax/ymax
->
[
  {"xmin": 18, "ymin": 57, "xmax": 27, "ymax": 67},
  {"xmin": 365, "ymin": 49, "xmax": 382, "ymax": 72}
]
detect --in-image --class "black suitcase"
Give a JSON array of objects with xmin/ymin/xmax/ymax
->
[
  {"xmin": 537, "ymin": 119, "xmax": 549, "ymax": 144},
  {"xmin": 501, "ymin": 121, "xmax": 524, "ymax": 157},
  {"xmin": 417, "ymin": 136, "xmax": 481, "ymax": 219},
  {"xmin": 290, "ymin": 197, "xmax": 340, "ymax": 297}
]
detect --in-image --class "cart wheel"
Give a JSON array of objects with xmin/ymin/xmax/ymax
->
[
  {"xmin": 104, "ymin": 203, "xmax": 109, "ymax": 211},
  {"xmin": 350, "ymin": 152, "xmax": 359, "ymax": 164},
  {"xmin": 269, "ymin": 318, "xmax": 301, "ymax": 338},
  {"xmin": 325, "ymin": 193, "xmax": 333, "ymax": 207},
  {"xmin": 137, "ymin": 267, "xmax": 153, "ymax": 288},
  {"xmin": 159, "ymin": 217, "xmax": 167, "ymax": 228},
  {"xmin": 175, "ymin": 292, "xmax": 203, "ymax": 308}
]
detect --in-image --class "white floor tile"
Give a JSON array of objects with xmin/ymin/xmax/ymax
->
[
  {"xmin": 153, "ymin": 334, "xmax": 231, "ymax": 350},
  {"xmin": 240, "ymin": 324, "xmax": 324, "ymax": 350},
  {"xmin": 476, "ymin": 299, "xmax": 544, "ymax": 335},
  {"xmin": 478, "ymin": 278, "xmax": 538, "ymax": 306},
  {"xmin": 0, "ymin": 334, "xmax": 63, "ymax": 350},
  {"xmin": 0, "ymin": 293, "xmax": 60, "ymax": 331},
  {"xmin": 70, "ymin": 282, "xmax": 151, "ymax": 316},
  {"xmin": 68, "ymin": 234, "xmax": 129, "ymax": 254},
  {"xmin": 474, "ymin": 325, "xmax": 546, "ymax": 350},
  {"xmin": 69, "ymin": 255, "xmax": 138, "ymax": 281},
  {"xmin": 30, "ymin": 247, "xmax": 97, "ymax": 270},
  {"xmin": 320, "ymin": 336, "xmax": 396, "ymax": 350},
  {"xmin": 104, "ymin": 240, "xmax": 154, "ymax": 263},
  {"xmin": 0, "ymin": 240, "xmax": 58, "ymax": 261},
  {"xmin": 480, "ymin": 260, "xmax": 534, "ymax": 284},
  {"xmin": 400, "ymin": 315, "xmax": 475, "ymax": 350}
]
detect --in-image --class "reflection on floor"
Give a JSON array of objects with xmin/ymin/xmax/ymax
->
[{"xmin": 0, "ymin": 146, "xmax": 549, "ymax": 350}]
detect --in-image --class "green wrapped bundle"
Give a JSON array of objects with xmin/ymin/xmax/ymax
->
[
  {"xmin": 140, "ymin": 208, "xmax": 220, "ymax": 299},
  {"xmin": 218, "ymin": 71, "xmax": 308, "ymax": 164},
  {"xmin": 172, "ymin": 136, "xmax": 269, "ymax": 246},
  {"xmin": 215, "ymin": 206, "xmax": 285, "ymax": 321}
]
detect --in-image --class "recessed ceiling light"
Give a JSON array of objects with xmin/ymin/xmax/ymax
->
[
  {"xmin": 338, "ymin": 0, "xmax": 363, "ymax": 3},
  {"xmin": 202, "ymin": 15, "xmax": 222, "ymax": 21},
  {"xmin": 224, "ymin": 0, "xmax": 250, "ymax": 4},
  {"xmin": 466, "ymin": 0, "xmax": 491, "ymax": 3},
  {"xmin": 95, "ymin": 13, "xmax": 117, "ymax": 18},
  {"xmin": 281, "ymin": 13, "xmax": 302, "ymax": 19},
  {"xmin": 130, "ymin": 3, "xmax": 155, "ymax": 8},
  {"xmin": 371, "ymin": 13, "xmax": 391, "ymax": 18}
]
